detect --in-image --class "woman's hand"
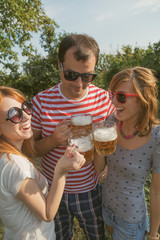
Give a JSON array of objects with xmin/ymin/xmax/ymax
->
[
  {"xmin": 98, "ymin": 165, "xmax": 108, "ymax": 183},
  {"xmin": 55, "ymin": 145, "xmax": 86, "ymax": 175}
]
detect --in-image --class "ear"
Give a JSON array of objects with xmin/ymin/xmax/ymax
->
[
  {"xmin": 0, "ymin": 124, "xmax": 3, "ymax": 136},
  {"xmin": 58, "ymin": 59, "xmax": 61, "ymax": 70}
]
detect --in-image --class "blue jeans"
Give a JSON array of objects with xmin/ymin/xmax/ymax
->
[
  {"xmin": 102, "ymin": 206, "xmax": 149, "ymax": 240},
  {"xmin": 55, "ymin": 184, "xmax": 106, "ymax": 240}
]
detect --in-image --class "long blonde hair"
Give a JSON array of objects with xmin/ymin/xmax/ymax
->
[
  {"xmin": 110, "ymin": 67, "xmax": 160, "ymax": 136},
  {"xmin": 0, "ymin": 86, "xmax": 35, "ymax": 161}
]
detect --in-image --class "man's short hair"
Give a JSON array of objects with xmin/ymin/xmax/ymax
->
[{"xmin": 58, "ymin": 34, "xmax": 100, "ymax": 64}]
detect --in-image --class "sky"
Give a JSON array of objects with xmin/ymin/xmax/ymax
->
[{"xmin": 40, "ymin": 0, "xmax": 160, "ymax": 55}]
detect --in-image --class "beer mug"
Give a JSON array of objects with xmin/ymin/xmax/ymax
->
[
  {"xmin": 71, "ymin": 114, "xmax": 93, "ymax": 131},
  {"xmin": 93, "ymin": 120, "xmax": 117, "ymax": 156},
  {"xmin": 68, "ymin": 129, "xmax": 94, "ymax": 164}
]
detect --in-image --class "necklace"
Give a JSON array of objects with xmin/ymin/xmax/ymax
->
[{"xmin": 118, "ymin": 121, "xmax": 140, "ymax": 139}]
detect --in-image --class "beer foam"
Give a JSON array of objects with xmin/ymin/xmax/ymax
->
[
  {"xmin": 70, "ymin": 136, "xmax": 92, "ymax": 152},
  {"xmin": 93, "ymin": 127, "xmax": 117, "ymax": 142},
  {"xmin": 71, "ymin": 115, "xmax": 92, "ymax": 126}
]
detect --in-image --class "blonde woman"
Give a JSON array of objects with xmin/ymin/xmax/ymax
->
[{"xmin": 94, "ymin": 67, "xmax": 160, "ymax": 240}]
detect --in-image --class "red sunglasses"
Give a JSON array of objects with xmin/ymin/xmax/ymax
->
[{"xmin": 109, "ymin": 90, "xmax": 139, "ymax": 104}]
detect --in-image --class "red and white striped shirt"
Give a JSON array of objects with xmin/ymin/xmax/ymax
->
[{"xmin": 32, "ymin": 83, "xmax": 114, "ymax": 193}]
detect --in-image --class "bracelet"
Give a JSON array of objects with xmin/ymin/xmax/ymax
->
[{"xmin": 147, "ymin": 233, "xmax": 160, "ymax": 240}]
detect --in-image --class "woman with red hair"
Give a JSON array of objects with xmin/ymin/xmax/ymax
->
[{"xmin": 0, "ymin": 86, "xmax": 85, "ymax": 240}]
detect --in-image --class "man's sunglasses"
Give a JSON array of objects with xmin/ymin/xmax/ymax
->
[
  {"xmin": 60, "ymin": 62, "xmax": 97, "ymax": 83},
  {"xmin": 109, "ymin": 90, "xmax": 139, "ymax": 104},
  {"xmin": 6, "ymin": 101, "xmax": 33, "ymax": 124}
]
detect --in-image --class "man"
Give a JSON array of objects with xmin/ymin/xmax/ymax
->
[{"xmin": 32, "ymin": 34, "xmax": 114, "ymax": 240}]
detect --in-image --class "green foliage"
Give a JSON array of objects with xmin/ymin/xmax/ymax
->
[
  {"xmin": 0, "ymin": 0, "xmax": 58, "ymax": 73},
  {"xmin": 0, "ymin": 219, "xmax": 4, "ymax": 240},
  {"xmin": 97, "ymin": 42, "xmax": 160, "ymax": 94},
  {"xmin": 0, "ymin": 1, "xmax": 160, "ymax": 102},
  {"xmin": 145, "ymin": 174, "xmax": 152, "ymax": 211},
  {"xmin": 0, "ymin": 0, "xmax": 70, "ymax": 98},
  {"xmin": 18, "ymin": 55, "xmax": 60, "ymax": 98},
  {"xmin": 17, "ymin": 32, "xmax": 67, "ymax": 98}
]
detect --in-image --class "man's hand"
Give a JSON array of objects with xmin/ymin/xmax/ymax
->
[{"xmin": 52, "ymin": 120, "xmax": 71, "ymax": 147}]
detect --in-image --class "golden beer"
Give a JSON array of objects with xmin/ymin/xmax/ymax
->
[
  {"xmin": 79, "ymin": 147, "xmax": 94, "ymax": 163},
  {"xmin": 68, "ymin": 129, "xmax": 94, "ymax": 164},
  {"xmin": 71, "ymin": 114, "xmax": 93, "ymax": 131},
  {"xmin": 94, "ymin": 138, "xmax": 117, "ymax": 155},
  {"xmin": 93, "ymin": 121, "xmax": 117, "ymax": 156}
]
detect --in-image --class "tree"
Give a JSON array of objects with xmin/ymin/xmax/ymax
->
[
  {"xmin": 0, "ymin": 0, "xmax": 66, "ymax": 98},
  {"xmin": 99, "ymin": 43, "xmax": 160, "ymax": 90},
  {"xmin": 0, "ymin": 0, "xmax": 58, "ymax": 74},
  {"xmin": 142, "ymin": 42, "xmax": 160, "ymax": 79},
  {"xmin": 18, "ymin": 54, "xmax": 60, "ymax": 98},
  {"xmin": 16, "ymin": 30, "xmax": 67, "ymax": 98}
]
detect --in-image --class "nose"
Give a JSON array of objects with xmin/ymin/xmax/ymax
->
[
  {"xmin": 112, "ymin": 95, "xmax": 118, "ymax": 105},
  {"xmin": 75, "ymin": 76, "xmax": 83, "ymax": 86},
  {"xmin": 22, "ymin": 111, "xmax": 31, "ymax": 122}
]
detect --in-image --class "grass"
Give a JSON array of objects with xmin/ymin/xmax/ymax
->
[
  {"xmin": 0, "ymin": 217, "xmax": 111, "ymax": 240},
  {"xmin": 0, "ymin": 219, "xmax": 4, "ymax": 240}
]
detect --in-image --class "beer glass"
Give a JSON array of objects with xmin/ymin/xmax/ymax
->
[
  {"xmin": 71, "ymin": 114, "xmax": 93, "ymax": 131},
  {"xmin": 93, "ymin": 121, "xmax": 117, "ymax": 156},
  {"xmin": 68, "ymin": 129, "xmax": 94, "ymax": 164}
]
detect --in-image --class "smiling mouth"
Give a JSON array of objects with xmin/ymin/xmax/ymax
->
[
  {"xmin": 22, "ymin": 124, "xmax": 31, "ymax": 130},
  {"xmin": 116, "ymin": 107, "xmax": 124, "ymax": 111},
  {"xmin": 74, "ymin": 87, "xmax": 82, "ymax": 92}
]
